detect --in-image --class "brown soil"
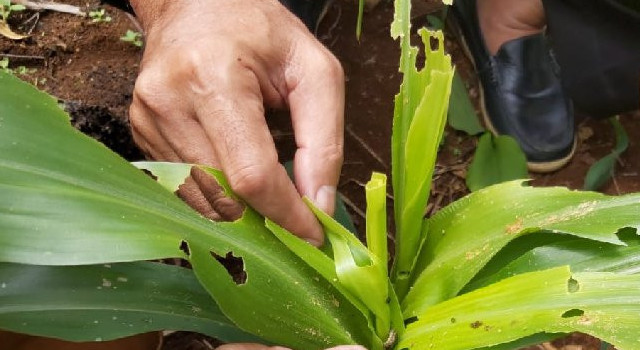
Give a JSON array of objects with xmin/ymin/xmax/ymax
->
[{"xmin": 2, "ymin": 0, "xmax": 637, "ymax": 349}]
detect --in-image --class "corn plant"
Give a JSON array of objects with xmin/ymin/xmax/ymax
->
[{"xmin": 2, "ymin": 1, "xmax": 640, "ymax": 349}]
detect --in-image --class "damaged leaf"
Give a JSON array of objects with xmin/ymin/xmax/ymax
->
[
  {"xmin": 404, "ymin": 180, "xmax": 640, "ymax": 316},
  {"xmin": 400, "ymin": 267, "xmax": 640, "ymax": 350},
  {"xmin": 0, "ymin": 71, "xmax": 374, "ymax": 349}
]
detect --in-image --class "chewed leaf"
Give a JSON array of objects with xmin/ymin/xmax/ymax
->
[
  {"xmin": 134, "ymin": 161, "xmax": 239, "ymax": 200},
  {"xmin": 399, "ymin": 267, "xmax": 640, "ymax": 350},
  {"xmin": 465, "ymin": 232, "xmax": 640, "ymax": 292},
  {"xmin": 265, "ymin": 218, "xmax": 374, "ymax": 327},
  {"xmin": 391, "ymin": 29, "xmax": 454, "ymax": 298},
  {"xmin": 404, "ymin": 180, "xmax": 640, "ymax": 316},
  {"xmin": 0, "ymin": 71, "xmax": 376, "ymax": 349},
  {"xmin": 133, "ymin": 161, "xmax": 192, "ymax": 192},
  {"xmin": 306, "ymin": 199, "xmax": 391, "ymax": 342}
]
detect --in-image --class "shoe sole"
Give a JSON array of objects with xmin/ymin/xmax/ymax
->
[{"xmin": 447, "ymin": 16, "xmax": 577, "ymax": 173}]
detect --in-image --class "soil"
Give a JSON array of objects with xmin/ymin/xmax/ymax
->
[{"xmin": 2, "ymin": 0, "xmax": 638, "ymax": 349}]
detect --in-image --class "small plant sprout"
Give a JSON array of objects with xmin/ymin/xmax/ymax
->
[
  {"xmin": 88, "ymin": 8, "xmax": 112, "ymax": 23},
  {"xmin": 0, "ymin": 0, "xmax": 25, "ymax": 23},
  {"xmin": 0, "ymin": 57, "xmax": 36, "ymax": 75},
  {"xmin": 120, "ymin": 29, "xmax": 143, "ymax": 47},
  {"xmin": 0, "ymin": 57, "xmax": 9, "ymax": 72}
]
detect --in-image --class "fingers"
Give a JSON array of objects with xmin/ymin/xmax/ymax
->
[
  {"xmin": 214, "ymin": 344, "xmax": 367, "ymax": 350},
  {"xmin": 215, "ymin": 344, "xmax": 291, "ymax": 350},
  {"xmin": 130, "ymin": 90, "xmax": 243, "ymax": 221},
  {"xmin": 285, "ymin": 40, "xmax": 345, "ymax": 216},
  {"xmin": 194, "ymin": 69, "xmax": 324, "ymax": 245}
]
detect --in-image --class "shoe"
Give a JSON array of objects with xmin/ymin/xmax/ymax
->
[
  {"xmin": 451, "ymin": 0, "xmax": 576, "ymax": 173},
  {"xmin": 279, "ymin": 0, "xmax": 334, "ymax": 34}
]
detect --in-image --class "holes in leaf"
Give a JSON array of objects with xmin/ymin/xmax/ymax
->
[
  {"xmin": 211, "ymin": 251, "xmax": 247, "ymax": 285},
  {"xmin": 429, "ymin": 36, "xmax": 440, "ymax": 51},
  {"xmin": 567, "ymin": 277, "xmax": 580, "ymax": 293},
  {"xmin": 398, "ymin": 270, "xmax": 410, "ymax": 278},
  {"xmin": 179, "ymin": 240, "xmax": 191, "ymax": 257},
  {"xmin": 562, "ymin": 309, "xmax": 585, "ymax": 318},
  {"xmin": 403, "ymin": 316, "xmax": 418, "ymax": 326},
  {"xmin": 141, "ymin": 169, "xmax": 158, "ymax": 181}
]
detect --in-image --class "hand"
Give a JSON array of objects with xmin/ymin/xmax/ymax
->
[
  {"xmin": 128, "ymin": 0, "xmax": 345, "ymax": 246},
  {"xmin": 215, "ymin": 344, "xmax": 367, "ymax": 350}
]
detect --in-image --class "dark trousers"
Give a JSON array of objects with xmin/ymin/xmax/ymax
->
[{"xmin": 543, "ymin": 0, "xmax": 640, "ymax": 118}]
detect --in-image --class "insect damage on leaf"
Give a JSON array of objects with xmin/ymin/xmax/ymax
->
[
  {"xmin": 179, "ymin": 240, "xmax": 191, "ymax": 256},
  {"xmin": 211, "ymin": 251, "xmax": 247, "ymax": 285}
]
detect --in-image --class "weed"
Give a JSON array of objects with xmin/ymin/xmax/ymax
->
[
  {"xmin": 120, "ymin": 29, "xmax": 143, "ymax": 47},
  {"xmin": 88, "ymin": 8, "xmax": 112, "ymax": 23},
  {"xmin": 0, "ymin": 0, "xmax": 24, "ymax": 23},
  {"xmin": 0, "ymin": 57, "xmax": 36, "ymax": 75}
]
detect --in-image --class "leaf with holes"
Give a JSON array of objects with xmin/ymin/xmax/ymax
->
[
  {"xmin": 399, "ymin": 267, "xmax": 640, "ymax": 350},
  {"xmin": 403, "ymin": 180, "xmax": 640, "ymax": 317},
  {"xmin": 0, "ymin": 71, "xmax": 376, "ymax": 349}
]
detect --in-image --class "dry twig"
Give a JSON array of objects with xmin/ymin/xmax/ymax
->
[{"xmin": 13, "ymin": 0, "xmax": 85, "ymax": 16}]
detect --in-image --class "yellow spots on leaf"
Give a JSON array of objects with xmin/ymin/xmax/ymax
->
[{"xmin": 505, "ymin": 218, "xmax": 524, "ymax": 235}]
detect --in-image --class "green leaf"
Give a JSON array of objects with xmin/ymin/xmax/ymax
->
[
  {"xmin": 356, "ymin": 0, "xmax": 365, "ymax": 40},
  {"xmin": 584, "ymin": 117, "xmax": 629, "ymax": 191},
  {"xmin": 0, "ymin": 71, "xmax": 374, "ymax": 349},
  {"xmin": 305, "ymin": 199, "xmax": 390, "ymax": 345},
  {"xmin": 132, "ymin": 161, "xmax": 191, "ymax": 193},
  {"xmin": 399, "ymin": 267, "xmax": 640, "ymax": 350},
  {"xmin": 447, "ymin": 72, "xmax": 484, "ymax": 135},
  {"xmin": 465, "ymin": 230, "xmax": 640, "ymax": 292},
  {"xmin": 466, "ymin": 132, "xmax": 528, "ymax": 192},
  {"xmin": 0, "ymin": 262, "xmax": 259, "ymax": 343},
  {"xmin": 365, "ymin": 172, "xmax": 388, "ymax": 267},
  {"xmin": 403, "ymin": 180, "xmax": 640, "ymax": 317},
  {"xmin": 390, "ymin": 28, "xmax": 454, "ymax": 297}
]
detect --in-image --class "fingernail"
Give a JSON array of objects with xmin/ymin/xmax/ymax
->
[
  {"xmin": 305, "ymin": 237, "xmax": 323, "ymax": 247},
  {"xmin": 314, "ymin": 185, "xmax": 336, "ymax": 215}
]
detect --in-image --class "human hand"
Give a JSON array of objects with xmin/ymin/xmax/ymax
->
[
  {"xmin": 215, "ymin": 344, "xmax": 367, "ymax": 350},
  {"xmin": 128, "ymin": 0, "xmax": 345, "ymax": 246}
]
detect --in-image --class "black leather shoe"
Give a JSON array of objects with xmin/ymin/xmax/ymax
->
[
  {"xmin": 451, "ymin": 0, "xmax": 576, "ymax": 172},
  {"xmin": 280, "ymin": 0, "xmax": 334, "ymax": 34}
]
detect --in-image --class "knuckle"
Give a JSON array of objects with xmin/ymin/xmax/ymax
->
[
  {"xmin": 323, "ymin": 143, "xmax": 344, "ymax": 167},
  {"xmin": 127, "ymin": 107, "xmax": 145, "ymax": 131},
  {"xmin": 227, "ymin": 162, "xmax": 274, "ymax": 200},
  {"xmin": 322, "ymin": 52, "xmax": 345, "ymax": 83}
]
